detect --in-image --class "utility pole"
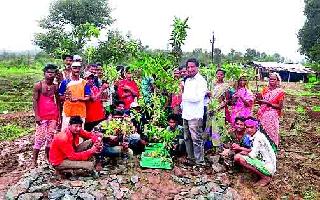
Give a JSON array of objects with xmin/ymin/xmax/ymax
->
[{"xmin": 210, "ymin": 31, "xmax": 215, "ymax": 64}]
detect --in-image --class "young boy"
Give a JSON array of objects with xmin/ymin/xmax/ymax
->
[
  {"xmin": 234, "ymin": 118, "xmax": 276, "ymax": 186},
  {"xmin": 32, "ymin": 64, "xmax": 60, "ymax": 167},
  {"xmin": 166, "ymin": 114, "xmax": 185, "ymax": 156}
]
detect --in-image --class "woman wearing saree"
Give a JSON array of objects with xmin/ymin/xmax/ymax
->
[
  {"xmin": 257, "ymin": 73, "xmax": 285, "ymax": 147},
  {"xmin": 205, "ymin": 69, "xmax": 231, "ymax": 148},
  {"xmin": 230, "ymin": 76, "xmax": 254, "ymax": 125},
  {"xmin": 117, "ymin": 68, "xmax": 140, "ymax": 109}
]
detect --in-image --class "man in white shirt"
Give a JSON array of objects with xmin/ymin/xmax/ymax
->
[
  {"xmin": 182, "ymin": 58, "xmax": 208, "ymax": 165},
  {"xmin": 234, "ymin": 118, "xmax": 276, "ymax": 187}
]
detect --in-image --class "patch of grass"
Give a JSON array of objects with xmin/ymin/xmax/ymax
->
[
  {"xmin": 0, "ymin": 124, "xmax": 33, "ymax": 141},
  {"xmin": 302, "ymin": 186, "xmax": 319, "ymax": 200},
  {"xmin": 0, "ymin": 66, "xmax": 42, "ymax": 112},
  {"xmin": 296, "ymin": 105, "xmax": 306, "ymax": 114},
  {"xmin": 312, "ymin": 106, "xmax": 320, "ymax": 112},
  {"xmin": 0, "ymin": 66, "xmax": 42, "ymax": 76},
  {"xmin": 286, "ymin": 89, "xmax": 320, "ymax": 97}
]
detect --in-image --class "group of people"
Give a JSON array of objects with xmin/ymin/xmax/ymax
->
[
  {"xmin": 32, "ymin": 55, "xmax": 285, "ymax": 186},
  {"xmin": 178, "ymin": 58, "xmax": 284, "ymax": 186}
]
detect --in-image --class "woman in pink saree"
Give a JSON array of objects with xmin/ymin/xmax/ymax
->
[
  {"xmin": 230, "ymin": 76, "xmax": 254, "ymax": 125},
  {"xmin": 257, "ymin": 73, "xmax": 285, "ymax": 147}
]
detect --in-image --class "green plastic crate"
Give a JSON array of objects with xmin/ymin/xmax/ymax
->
[
  {"xmin": 140, "ymin": 143, "xmax": 172, "ymax": 170},
  {"xmin": 140, "ymin": 151, "xmax": 172, "ymax": 170}
]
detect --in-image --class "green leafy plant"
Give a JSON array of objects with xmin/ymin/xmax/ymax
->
[
  {"xmin": 0, "ymin": 125, "xmax": 33, "ymax": 141},
  {"xmin": 169, "ymin": 17, "xmax": 190, "ymax": 65},
  {"xmin": 99, "ymin": 118, "xmax": 134, "ymax": 136},
  {"xmin": 103, "ymin": 65, "xmax": 120, "ymax": 84}
]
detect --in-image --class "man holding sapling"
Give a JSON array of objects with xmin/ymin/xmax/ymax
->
[
  {"xmin": 182, "ymin": 58, "xmax": 208, "ymax": 166},
  {"xmin": 59, "ymin": 62, "xmax": 91, "ymax": 131},
  {"xmin": 32, "ymin": 64, "xmax": 60, "ymax": 167}
]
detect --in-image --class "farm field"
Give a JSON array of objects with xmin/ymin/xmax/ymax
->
[{"xmin": 0, "ymin": 66, "xmax": 319, "ymax": 199}]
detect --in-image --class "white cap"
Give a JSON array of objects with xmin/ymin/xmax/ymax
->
[
  {"xmin": 73, "ymin": 55, "xmax": 82, "ymax": 61},
  {"xmin": 71, "ymin": 62, "xmax": 82, "ymax": 67},
  {"xmin": 130, "ymin": 102, "xmax": 139, "ymax": 108}
]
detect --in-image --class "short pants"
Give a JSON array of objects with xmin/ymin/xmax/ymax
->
[{"xmin": 34, "ymin": 120, "xmax": 57, "ymax": 150}]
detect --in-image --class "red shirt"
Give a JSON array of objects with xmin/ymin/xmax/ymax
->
[
  {"xmin": 49, "ymin": 128, "xmax": 98, "ymax": 166},
  {"xmin": 86, "ymin": 86, "xmax": 105, "ymax": 123}
]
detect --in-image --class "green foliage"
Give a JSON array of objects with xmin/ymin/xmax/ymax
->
[
  {"xmin": 99, "ymin": 118, "xmax": 134, "ymax": 136},
  {"xmin": 130, "ymin": 52, "xmax": 179, "ymax": 94},
  {"xmin": 0, "ymin": 66, "xmax": 42, "ymax": 113},
  {"xmin": 0, "ymin": 125, "xmax": 33, "ymax": 141},
  {"xmin": 34, "ymin": 0, "xmax": 112, "ymax": 58},
  {"xmin": 182, "ymin": 48, "xmax": 211, "ymax": 66},
  {"xmin": 298, "ymin": 0, "xmax": 320, "ymax": 63},
  {"xmin": 200, "ymin": 63, "xmax": 256, "ymax": 90},
  {"xmin": 93, "ymin": 30, "xmax": 143, "ymax": 64},
  {"xmin": 84, "ymin": 46, "xmax": 97, "ymax": 64},
  {"xmin": 296, "ymin": 105, "xmax": 306, "ymax": 114},
  {"xmin": 312, "ymin": 106, "xmax": 320, "ymax": 112},
  {"xmin": 170, "ymin": 17, "xmax": 190, "ymax": 65},
  {"xmin": 144, "ymin": 124, "xmax": 179, "ymax": 149},
  {"xmin": 302, "ymin": 186, "xmax": 319, "ymax": 200},
  {"xmin": 307, "ymin": 74, "xmax": 318, "ymax": 83},
  {"xmin": 102, "ymin": 65, "xmax": 120, "ymax": 84}
]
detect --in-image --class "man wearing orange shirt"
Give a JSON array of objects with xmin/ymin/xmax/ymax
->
[{"xmin": 59, "ymin": 62, "xmax": 91, "ymax": 131}]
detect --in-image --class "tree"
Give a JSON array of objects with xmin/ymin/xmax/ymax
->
[
  {"xmin": 169, "ymin": 17, "xmax": 190, "ymax": 65},
  {"xmin": 224, "ymin": 49, "xmax": 244, "ymax": 63},
  {"xmin": 244, "ymin": 48, "xmax": 260, "ymax": 61},
  {"xmin": 298, "ymin": 0, "xmax": 320, "ymax": 63},
  {"xmin": 34, "ymin": 0, "xmax": 113, "ymax": 58},
  {"xmin": 93, "ymin": 30, "xmax": 144, "ymax": 64},
  {"xmin": 213, "ymin": 48, "xmax": 222, "ymax": 65}
]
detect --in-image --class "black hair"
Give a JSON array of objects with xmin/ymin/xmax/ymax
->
[
  {"xmin": 112, "ymin": 110, "xmax": 124, "ymax": 117},
  {"xmin": 90, "ymin": 64, "xmax": 98, "ymax": 68},
  {"xmin": 124, "ymin": 66, "xmax": 131, "ymax": 73},
  {"xmin": 234, "ymin": 116, "xmax": 246, "ymax": 123},
  {"xmin": 69, "ymin": 116, "xmax": 83, "ymax": 125},
  {"xmin": 43, "ymin": 64, "xmax": 58, "ymax": 72},
  {"xmin": 115, "ymin": 100, "xmax": 125, "ymax": 106},
  {"xmin": 178, "ymin": 64, "xmax": 186, "ymax": 70},
  {"xmin": 96, "ymin": 62, "xmax": 103, "ymax": 67},
  {"xmin": 186, "ymin": 58, "xmax": 199, "ymax": 67},
  {"xmin": 62, "ymin": 54, "xmax": 73, "ymax": 61},
  {"xmin": 216, "ymin": 69, "xmax": 226, "ymax": 75},
  {"xmin": 167, "ymin": 114, "xmax": 179, "ymax": 122}
]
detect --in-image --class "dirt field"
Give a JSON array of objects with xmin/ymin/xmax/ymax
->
[{"xmin": 0, "ymin": 82, "xmax": 319, "ymax": 199}]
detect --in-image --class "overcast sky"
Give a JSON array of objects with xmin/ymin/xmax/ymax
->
[{"xmin": 0, "ymin": 0, "xmax": 306, "ymax": 61}]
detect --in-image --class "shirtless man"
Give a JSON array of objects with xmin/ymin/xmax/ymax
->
[{"xmin": 32, "ymin": 64, "xmax": 60, "ymax": 167}]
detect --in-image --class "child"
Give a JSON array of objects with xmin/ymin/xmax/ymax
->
[{"xmin": 166, "ymin": 114, "xmax": 185, "ymax": 156}]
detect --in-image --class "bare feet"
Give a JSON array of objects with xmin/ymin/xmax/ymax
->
[{"xmin": 254, "ymin": 177, "xmax": 271, "ymax": 187}]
